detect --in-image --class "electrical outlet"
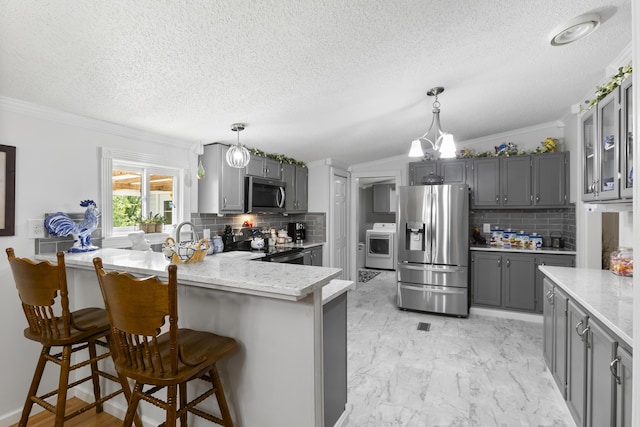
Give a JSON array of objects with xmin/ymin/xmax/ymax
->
[
  {"xmin": 28, "ymin": 218, "xmax": 45, "ymax": 238},
  {"xmin": 483, "ymin": 223, "xmax": 491, "ymax": 233}
]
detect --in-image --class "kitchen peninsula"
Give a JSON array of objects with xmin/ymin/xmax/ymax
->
[{"xmin": 36, "ymin": 248, "xmax": 343, "ymax": 427}]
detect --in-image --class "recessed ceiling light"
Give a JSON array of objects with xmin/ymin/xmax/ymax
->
[{"xmin": 549, "ymin": 13, "xmax": 600, "ymax": 46}]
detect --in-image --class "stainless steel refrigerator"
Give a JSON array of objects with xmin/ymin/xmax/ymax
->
[{"xmin": 396, "ymin": 184, "xmax": 469, "ymax": 316}]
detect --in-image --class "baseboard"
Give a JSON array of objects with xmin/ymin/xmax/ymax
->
[
  {"xmin": 332, "ymin": 406, "xmax": 350, "ymax": 427},
  {"xmin": 470, "ymin": 306, "xmax": 543, "ymax": 324}
]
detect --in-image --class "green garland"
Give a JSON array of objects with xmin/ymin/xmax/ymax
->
[
  {"xmin": 581, "ymin": 64, "xmax": 632, "ymax": 112},
  {"xmin": 247, "ymin": 147, "xmax": 306, "ymax": 167}
]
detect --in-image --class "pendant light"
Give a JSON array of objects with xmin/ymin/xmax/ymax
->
[
  {"xmin": 409, "ymin": 87, "xmax": 456, "ymax": 159},
  {"xmin": 226, "ymin": 123, "xmax": 250, "ymax": 168}
]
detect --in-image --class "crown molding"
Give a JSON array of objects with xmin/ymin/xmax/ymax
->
[{"xmin": 0, "ymin": 96, "xmax": 194, "ymax": 149}]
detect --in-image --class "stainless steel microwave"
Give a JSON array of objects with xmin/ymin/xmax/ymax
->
[{"xmin": 245, "ymin": 176, "xmax": 286, "ymax": 213}]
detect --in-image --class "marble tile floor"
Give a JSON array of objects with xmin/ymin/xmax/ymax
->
[{"xmin": 343, "ymin": 270, "xmax": 576, "ymax": 427}]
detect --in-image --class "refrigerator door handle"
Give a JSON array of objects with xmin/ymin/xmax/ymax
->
[
  {"xmin": 399, "ymin": 284, "xmax": 466, "ymax": 295},
  {"xmin": 400, "ymin": 264, "xmax": 466, "ymax": 273}
]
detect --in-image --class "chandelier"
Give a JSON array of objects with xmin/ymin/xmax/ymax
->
[
  {"xmin": 408, "ymin": 87, "xmax": 456, "ymax": 159},
  {"xmin": 226, "ymin": 123, "xmax": 251, "ymax": 168}
]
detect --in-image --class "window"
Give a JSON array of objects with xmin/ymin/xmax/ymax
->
[{"xmin": 101, "ymin": 148, "xmax": 186, "ymax": 239}]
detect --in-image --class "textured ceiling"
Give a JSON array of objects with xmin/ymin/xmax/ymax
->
[{"xmin": 0, "ymin": 1, "xmax": 632, "ymax": 165}]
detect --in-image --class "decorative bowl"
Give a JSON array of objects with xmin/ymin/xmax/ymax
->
[{"xmin": 162, "ymin": 237, "xmax": 209, "ymax": 264}]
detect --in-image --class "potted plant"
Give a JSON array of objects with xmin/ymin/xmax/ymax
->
[
  {"xmin": 153, "ymin": 214, "xmax": 165, "ymax": 232},
  {"xmin": 138, "ymin": 212, "xmax": 160, "ymax": 233}
]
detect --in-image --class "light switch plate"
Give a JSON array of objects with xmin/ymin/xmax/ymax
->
[
  {"xmin": 483, "ymin": 223, "xmax": 491, "ymax": 233},
  {"xmin": 28, "ymin": 218, "xmax": 45, "ymax": 238}
]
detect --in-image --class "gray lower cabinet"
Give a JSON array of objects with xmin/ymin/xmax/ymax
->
[
  {"xmin": 471, "ymin": 252, "xmax": 502, "ymax": 307},
  {"xmin": 545, "ymin": 281, "xmax": 632, "ymax": 427},
  {"xmin": 543, "ymin": 278, "xmax": 568, "ymax": 398},
  {"xmin": 282, "ymin": 163, "xmax": 308, "ymax": 213},
  {"xmin": 566, "ymin": 300, "xmax": 588, "ymax": 426},
  {"xmin": 323, "ymin": 292, "xmax": 347, "ymax": 427},
  {"xmin": 535, "ymin": 254, "xmax": 575, "ymax": 313},
  {"xmin": 586, "ymin": 318, "xmax": 617, "ymax": 427},
  {"xmin": 310, "ymin": 245, "xmax": 323, "ymax": 266},
  {"xmin": 614, "ymin": 346, "xmax": 633, "ymax": 427},
  {"xmin": 198, "ymin": 143, "xmax": 245, "ymax": 214},
  {"xmin": 471, "ymin": 252, "xmax": 536, "ymax": 311}
]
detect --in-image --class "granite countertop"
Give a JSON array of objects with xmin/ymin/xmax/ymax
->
[
  {"xmin": 470, "ymin": 245, "xmax": 576, "ymax": 255},
  {"xmin": 36, "ymin": 248, "xmax": 341, "ymax": 301},
  {"xmin": 539, "ymin": 266, "xmax": 633, "ymax": 348},
  {"xmin": 322, "ymin": 279, "xmax": 356, "ymax": 305}
]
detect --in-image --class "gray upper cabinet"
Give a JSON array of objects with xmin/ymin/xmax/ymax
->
[
  {"xmin": 471, "ymin": 158, "xmax": 501, "ymax": 207},
  {"xmin": 198, "ymin": 143, "xmax": 245, "ymax": 214},
  {"xmin": 373, "ymin": 184, "xmax": 396, "ymax": 213},
  {"xmin": 501, "ymin": 156, "xmax": 532, "ymax": 207},
  {"xmin": 533, "ymin": 152, "xmax": 569, "ymax": 207},
  {"xmin": 409, "ymin": 159, "xmax": 470, "ymax": 186},
  {"xmin": 409, "ymin": 161, "xmax": 438, "ymax": 185},
  {"xmin": 245, "ymin": 154, "xmax": 282, "ymax": 180},
  {"xmin": 282, "ymin": 163, "xmax": 308, "ymax": 213},
  {"xmin": 439, "ymin": 159, "xmax": 470, "ymax": 185}
]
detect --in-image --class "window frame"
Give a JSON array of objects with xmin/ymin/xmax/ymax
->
[{"xmin": 101, "ymin": 147, "xmax": 186, "ymax": 244}]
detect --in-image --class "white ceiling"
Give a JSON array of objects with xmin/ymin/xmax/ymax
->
[{"xmin": 0, "ymin": 1, "xmax": 632, "ymax": 165}]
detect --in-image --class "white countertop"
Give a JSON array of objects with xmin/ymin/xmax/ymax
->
[
  {"xmin": 539, "ymin": 266, "xmax": 633, "ymax": 348},
  {"xmin": 471, "ymin": 245, "xmax": 576, "ymax": 255},
  {"xmin": 322, "ymin": 279, "xmax": 355, "ymax": 305},
  {"xmin": 36, "ymin": 248, "xmax": 342, "ymax": 301}
]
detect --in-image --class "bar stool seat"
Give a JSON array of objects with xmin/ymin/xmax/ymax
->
[
  {"xmin": 6, "ymin": 248, "xmax": 138, "ymax": 427},
  {"xmin": 93, "ymin": 257, "xmax": 238, "ymax": 427}
]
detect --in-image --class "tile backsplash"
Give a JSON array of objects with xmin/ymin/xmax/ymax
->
[{"xmin": 470, "ymin": 205, "xmax": 576, "ymax": 249}]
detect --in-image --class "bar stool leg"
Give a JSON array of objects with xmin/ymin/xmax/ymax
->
[
  {"xmin": 166, "ymin": 384, "xmax": 178, "ymax": 426},
  {"xmin": 88, "ymin": 340, "xmax": 104, "ymax": 413},
  {"xmin": 123, "ymin": 382, "xmax": 143, "ymax": 427},
  {"xmin": 54, "ymin": 345, "xmax": 73, "ymax": 427},
  {"xmin": 211, "ymin": 365, "xmax": 233, "ymax": 426},
  {"xmin": 179, "ymin": 382, "xmax": 187, "ymax": 425},
  {"xmin": 19, "ymin": 346, "xmax": 50, "ymax": 426}
]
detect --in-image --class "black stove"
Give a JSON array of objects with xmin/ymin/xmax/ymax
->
[{"xmin": 227, "ymin": 240, "xmax": 305, "ymax": 263}]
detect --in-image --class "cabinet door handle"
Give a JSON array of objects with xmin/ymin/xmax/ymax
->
[
  {"xmin": 506, "ymin": 259, "xmax": 510, "ymax": 267},
  {"xmin": 610, "ymin": 356, "xmax": 621, "ymax": 384},
  {"xmin": 496, "ymin": 195, "xmax": 499, "ymax": 203},
  {"xmin": 536, "ymin": 195, "xmax": 540, "ymax": 203},
  {"xmin": 575, "ymin": 320, "xmax": 584, "ymax": 337},
  {"xmin": 223, "ymin": 197, "xmax": 227, "ymax": 208},
  {"xmin": 497, "ymin": 259, "xmax": 501, "ymax": 267},
  {"xmin": 504, "ymin": 196, "xmax": 508, "ymax": 202}
]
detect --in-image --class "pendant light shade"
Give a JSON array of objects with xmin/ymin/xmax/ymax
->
[
  {"xmin": 409, "ymin": 87, "xmax": 456, "ymax": 159},
  {"xmin": 226, "ymin": 123, "xmax": 250, "ymax": 168}
]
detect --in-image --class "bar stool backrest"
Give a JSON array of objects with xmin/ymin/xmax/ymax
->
[{"xmin": 7, "ymin": 249, "xmax": 71, "ymax": 339}]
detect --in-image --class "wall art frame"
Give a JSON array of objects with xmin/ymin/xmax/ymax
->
[{"xmin": 0, "ymin": 144, "xmax": 16, "ymax": 236}]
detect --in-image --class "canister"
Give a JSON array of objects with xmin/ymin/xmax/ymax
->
[
  {"xmin": 491, "ymin": 228, "xmax": 504, "ymax": 247},
  {"xmin": 530, "ymin": 233, "xmax": 543, "ymax": 249},
  {"xmin": 610, "ymin": 247, "xmax": 633, "ymax": 276},
  {"xmin": 502, "ymin": 229, "xmax": 515, "ymax": 248},
  {"xmin": 516, "ymin": 231, "xmax": 530, "ymax": 249}
]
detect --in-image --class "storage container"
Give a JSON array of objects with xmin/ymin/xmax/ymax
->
[{"xmin": 610, "ymin": 247, "xmax": 633, "ymax": 276}]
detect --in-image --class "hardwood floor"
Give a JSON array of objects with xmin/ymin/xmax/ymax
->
[{"xmin": 10, "ymin": 398, "xmax": 122, "ymax": 427}]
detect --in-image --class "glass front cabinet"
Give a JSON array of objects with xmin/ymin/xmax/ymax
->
[
  {"xmin": 581, "ymin": 76, "xmax": 632, "ymax": 202},
  {"xmin": 620, "ymin": 77, "xmax": 633, "ymax": 199}
]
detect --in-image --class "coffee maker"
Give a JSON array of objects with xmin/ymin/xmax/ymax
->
[{"xmin": 287, "ymin": 222, "xmax": 306, "ymax": 243}]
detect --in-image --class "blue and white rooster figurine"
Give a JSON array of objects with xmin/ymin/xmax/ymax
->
[{"xmin": 45, "ymin": 200, "xmax": 100, "ymax": 252}]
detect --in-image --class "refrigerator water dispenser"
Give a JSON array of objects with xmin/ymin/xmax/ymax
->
[{"xmin": 405, "ymin": 222, "xmax": 425, "ymax": 251}]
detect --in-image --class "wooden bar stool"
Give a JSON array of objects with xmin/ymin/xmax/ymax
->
[
  {"xmin": 6, "ymin": 248, "xmax": 137, "ymax": 427},
  {"xmin": 93, "ymin": 257, "xmax": 238, "ymax": 427}
]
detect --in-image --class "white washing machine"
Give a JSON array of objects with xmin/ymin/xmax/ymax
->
[{"xmin": 365, "ymin": 223, "xmax": 396, "ymax": 270}]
